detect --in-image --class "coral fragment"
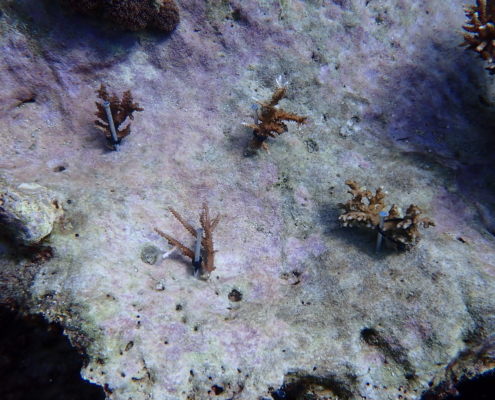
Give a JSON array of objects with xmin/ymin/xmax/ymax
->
[
  {"xmin": 338, "ymin": 180, "xmax": 435, "ymax": 250},
  {"xmin": 461, "ymin": 0, "xmax": 495, "ymax": 73},
  {"xmin": 155, "ymin": 203, "xmax": 220, "ymax": 276},
  {"xmin": 247, "ymin": 78, "xmax": 308, "ymax": 152},
  {"xmin": 94, "ymin": 84, "xmax": 143, "ymax": 150}
]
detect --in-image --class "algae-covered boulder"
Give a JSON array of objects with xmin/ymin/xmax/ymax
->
[{"xmin": 0, "ymin": 180, "xmax": 62, "ymax": 246}]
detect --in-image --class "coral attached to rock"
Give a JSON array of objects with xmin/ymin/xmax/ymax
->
[
  {"xmin": 155, "ymin": 203, "xmax": 220, "ymax": 276},
  {"xmin": 244, "ymin": 77, "xmax": 308, "ymax": 152},
  {"xmin": 462, "ymin": 0, "xmax": 495, "ymax": 74},
  {"xmin": 338, "ymin": 180, "xmax": 435, "ymax": 250},
  {"xmin": 94, "ymin": 84, "xmax": 143, "ymax": 150},
  {"xmin": 61, "ymin": 0, "xmax": 180, "ymax": 32}
]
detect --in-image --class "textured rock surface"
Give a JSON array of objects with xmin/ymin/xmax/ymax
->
[
  {"xmin": 0, "ymin": 0, "xmax": 495, "ymax": 399},
  {"xmin": 0, "ymin": 176, "xmax": 62, "ymax": 245}
]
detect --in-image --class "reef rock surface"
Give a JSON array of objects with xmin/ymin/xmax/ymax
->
[
  {"xmin": 1, "ymin": 0, "xmax": 495, "ymax": 399},
  {"xmin": 0, "ymin": 175, "xmax": 62, "ymax": 245}
]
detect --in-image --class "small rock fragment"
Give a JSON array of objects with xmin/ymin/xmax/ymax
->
[
  {"xmin": 141, "ymin": 245, "xmax": 161, "ymax": 265},
  {"xmin": 0, "ymin": 181, "xmax": 62, "ymax": 245}
]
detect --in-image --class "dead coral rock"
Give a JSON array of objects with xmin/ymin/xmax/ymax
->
[
  {"xmin": 0, "ymin": 180, "xmax": 63, "ymax": 246},
  {"xmin": 338, "ymin": 180, "xmax": 435, "ymax": 249},
  {"xmin": 61, "ymin": 0, "xmax": 180, "ymax": 32},
  {"xmin": 462, "ymin": 0, "xmax": 495, "ymax": 74}
]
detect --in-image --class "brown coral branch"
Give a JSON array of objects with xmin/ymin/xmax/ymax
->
[
  {"xmin": 268, "ymin": 87, "xmax": 287, "ymax": 107},
  {"xmin": 155, "ymin": 204, "xmax": 220, "ymax": 276},
  {"xmin": 169, "ymin": 207, "xmax": 197, "ymax": 238},
  {"xmin": 461, "ymin": 0, "xmax": 495, "ymax": 73},
  {"xmin": 247, "ymin": 79, "xmax": 308, "ymax": 152},
  {"xmin": 199, "ymin": 203, "xmax": 220, "ymax": 274},
  {"xmin": 154, "ymin": 228, "xmax": 195, "ymax": 261}
]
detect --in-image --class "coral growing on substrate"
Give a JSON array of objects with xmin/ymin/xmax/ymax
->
[
  {"xmin": 462, "ymin": 0, "xmax": 495, "ymax": 74},
  {"xmin": 338, "ymin": 180, "xmax": 435, "ymax": 250},
  {"xmin": 60, "ymin": 0, "xmax": 180, "ymax": 32},
  {"xmin": 244, "ymin": 77, "xmax": 308, "ymax": 152},
  {"xmin": 155, "ymin": 203, "xmax": 220, "ymax": 277},
  {"xmin": 94, "ymin": 84, "xmax": 143, "ymax": 150}
]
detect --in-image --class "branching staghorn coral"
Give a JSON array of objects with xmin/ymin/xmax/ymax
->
[
  {"xmin": 95, "ymin": 84, "xmax": 143, "ymax": 150},
  {"xmin": 338, "ymin": 180, "xmax": 435, "ymax": 250},
  {"xmin": 462, "ymin": 0, "xmax": 495, "ymax": 74},
  {"xmin": 155, "ymin": 203, "xmax": 220, "ymax": 277},
  {"xmin": 60, "ymin": 0, "xmax": 180, "ymax": 32},
  {"xmin": 244, "ymin": 76, "xmax": 308, "ymax": 152}
]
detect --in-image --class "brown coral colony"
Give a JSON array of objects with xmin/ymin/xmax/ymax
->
[
  {"xmin": 338, "ymin": 180, "xmax": 435, "ymax": 250},
  {"xmin": 462, "ymin": 0, "xmax": 495, "ymax": 73},
  {"xmin": 95, "ymin": 84, "xmax": 143, "ymax": 150},
  {"xmin": 246, "ymin": 79, "xmax": 308, "ymax": 152}
]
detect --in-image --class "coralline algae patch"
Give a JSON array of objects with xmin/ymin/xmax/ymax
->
[{"xmin": 79, "ymin": 263, "xmax": 295, "ymax": 398}]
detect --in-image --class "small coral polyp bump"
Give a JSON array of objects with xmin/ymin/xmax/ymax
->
[{"xmin": 338, "ymin": 180, "xmax": 435, "ymax": 251}]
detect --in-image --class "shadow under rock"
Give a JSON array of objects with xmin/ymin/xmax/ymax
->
[
  {"xmin": 421, "ymin": 369, "xmax": 495, "ymax": 400},
  {"xmin": 366, "ymin": 40, "xmax": 494, "ymax": 163},
  {"xmin": 0, "ymin": 305, "xmax": 106, "ymax": 400},
  {"xmin": 332, "ymin": 225, "xmax": 401, "ymax": 258},
  {"xmin": 318, "ymin": 202, "xmax": 389, "ymax": 256},
  {"xmin": 161, "ymin": 250, "xmax": 200, "ymax": 277},
  {"xmin": 363, "ymin": 31, "xmax": 495, "ymax": 234},
  {"xmin": 3, "ymin": 0, "xmax": 176, "ymax": 70}
]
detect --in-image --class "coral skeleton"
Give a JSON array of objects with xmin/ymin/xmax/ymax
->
[
  {"xmin": 95, "ymin": 84, "xmax": 143, "ymax": 150},
  {"xmin": 244, "ymin": 76, "xmax": 308, "ymax": 152},
  {"xmin": 338, "ymin": 180, "xmax": 435, "ymax": 250},
  {"xmin": 155, "ymin": 203, "xmax": 220, "ymax": 276},
  {"xmin": 461, "ymin": 0, "xmax": 495, "ymax": 74}
]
